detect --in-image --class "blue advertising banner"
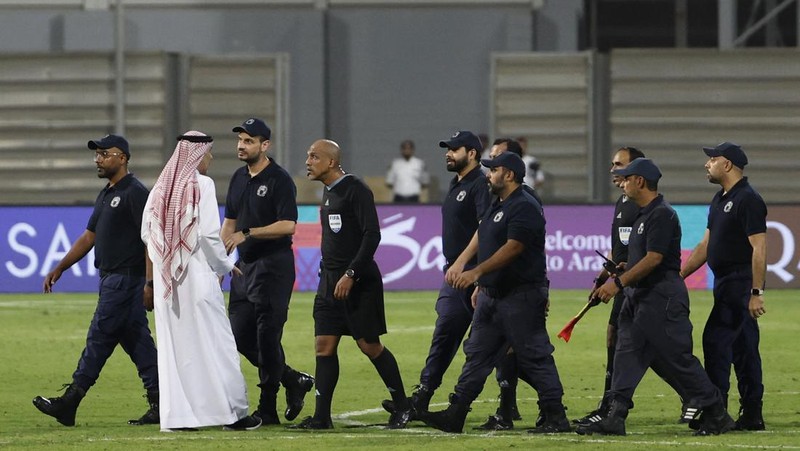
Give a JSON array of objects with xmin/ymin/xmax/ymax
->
[{"xmin": 2, "ymin": 204, "xmax": 798, "ymax": 293}]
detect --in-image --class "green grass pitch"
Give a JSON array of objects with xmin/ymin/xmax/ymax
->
[{"xmin": 1, "ymin": 289, "xmax": 798, "ymax": 450}]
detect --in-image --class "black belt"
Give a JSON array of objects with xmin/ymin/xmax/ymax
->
[
  {"xmin": 100, "ymin": 267, "xmax": 144, "ymax": 278},
  {"xmin": 482, "ymin": 283, "xmax": 545, "ymax": 299}
]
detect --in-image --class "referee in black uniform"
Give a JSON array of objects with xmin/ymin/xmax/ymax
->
[
  {"xmin": 577, "ymin": 158, "xmax": 735, "ymax": 436},
  {"xmin": 681, "ymin": 142, "xmax": 767, "ymax": 431},
  {"xmin": 424, "ymin": 152, "xmax": 570, "ymax": 434},
  {"xmin": 222, "ymin": 118, "xmax": 313, "ymax": 425},
  {"xmin": 295, "ymin": 139, "xmax": 411, "ymax": 430},
  {"xmin": 34, "ymin": 134, "xmax": 159, "ymax": 427}
]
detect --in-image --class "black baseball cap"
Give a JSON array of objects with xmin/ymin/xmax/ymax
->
[
  {"xmin": 232, "ymin": 117, "xmax": 271, "ymax": 140},
  {"xmin": 481, "ymin": 152, "xmax": 525, "ymax": 183},
  {"xmin": 702, "ymin": 141, "xmax": 748, "ymax": 169},
  {"xmin": 88, "ymin": 134, "xmax": 129, "ymax": 157},
  {"xmin": 611, "ymin": 157, "xmax": 662, "ymax": 182},
  {"xmin": 439, "ymin": 130, "xmax": 483, "ymax": 153}
]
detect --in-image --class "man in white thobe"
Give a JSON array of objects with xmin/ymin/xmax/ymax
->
[{"xmin": 141, "ymin": 131, "xmax": 260, "ymax": 431}]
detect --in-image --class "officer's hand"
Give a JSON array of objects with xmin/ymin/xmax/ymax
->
[
  {"xmin": 224, "ymin": 232, "xmax": 246, "ymax": 255},
  {"xmin": 594, "ymin": 278, "xmax": 619, "ymax": 303},
  {"xmin": 143, "ymin": 284, "xmax": 154, "ymax": 312},
  {"xmin": 749, "ymin": 294, "xmax": 766, "ymax": 319},
  {"xmin": 231, "ymin": 266, "xmax": 243, "ymax": 277},
  {"xmin": 617, "ymin": 262, "xmax": 627, "ymax": 271},
  {"xmin": 334, "ymin": 276, "xmax": 354, "ymax": 301},
  {"xmin": 445, "ymin": 263, "xmax": 464, "ymax": 286},
  {"xmin": 453, "ymin": 269, "xmax": 479, "ymax": 290},
  {"xmin": 43, "ymin": 269, "xmax": 62, "ymax": 293}
]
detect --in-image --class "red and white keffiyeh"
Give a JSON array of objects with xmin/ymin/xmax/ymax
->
[{"xmin": 146, "ymin": 131, "xmax": 212, "ymax": 303}]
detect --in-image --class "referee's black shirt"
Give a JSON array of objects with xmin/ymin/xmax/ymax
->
[
  {"xmin": 87, "ymin": 173, "xmax": 148, "ymax": 272},
  {"xmin": 225, "ymin": 158, "xmax": 298, "ymax": 263},
  {"xmin": 611, "ymin": 194, "xmax": 640, "ymax": 265},
  {"xmin": 319, "ymin": 174, "xmax": 380, "ymax": 274},
  {"xmin": 706, "ymin": 177, "xmax": 767, "ymax": 274}
]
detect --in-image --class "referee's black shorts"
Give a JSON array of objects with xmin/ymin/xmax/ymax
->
[{"xmin": 313, "ymin": 261, "xmax": 387, "ymax": 340}]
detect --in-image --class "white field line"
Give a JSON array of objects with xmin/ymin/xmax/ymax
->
[
  {"xmin": 337, "ymin": 393, "xmax": 800, "ymax": 419},
  {"xmin": 0, "ymin": 299, "xmax": 97, "ymax": 308}
]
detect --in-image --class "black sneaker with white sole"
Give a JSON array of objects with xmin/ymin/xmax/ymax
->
[{"xmin": 224, "ymin": 415, "xmax": 262, "ymax": 431}]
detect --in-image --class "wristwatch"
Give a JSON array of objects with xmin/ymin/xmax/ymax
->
[
  {"xmin": 751, "ymin": 288, "xmax": 764, "ymax": 296},
  {"xmin": 345, "ymin": 268, "xmax": 356, "ymax": 279},
  {"xmin": 242, "ymin": 228, "xmax": 251, "ymax": 238},
  {"xmin": 613, "ymin": 277, "xmax": 624, "ymax": 290}
]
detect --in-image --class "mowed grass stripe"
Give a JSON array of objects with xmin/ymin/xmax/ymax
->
[{"xmin": 1, "ymin": 290, "xmax": 798, "ymax": 450}]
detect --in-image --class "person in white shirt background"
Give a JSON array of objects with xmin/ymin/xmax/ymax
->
[
  {"xmin": 516, "ymin": 136, "xmax": 546, "ymax": 191},
  {"xmin": 385, "ymin": 139, "xmax": 430, "ymax": 203}
]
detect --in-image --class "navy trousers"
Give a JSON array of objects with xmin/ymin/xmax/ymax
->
[
  {"xmin": 703, "ymin": 268, "xmax": 764, "ymax": 405},
  {"xmin": 72, "ymin": 273, "xmax": 158, "ymax": 392},
  {"xmin": 455, "ymin": 286, "xmax": 563, "ymax": 405},
  {"xmin": 418, "ymin": 281, "xmax": 474, "ymax": 391},
  {"xmin": 229, "ymin": 249, "xmax": 295, "ymax": 401},
  {"xmin": 611, "ymin": 273, "xmax": 720, "ymax": 408}
]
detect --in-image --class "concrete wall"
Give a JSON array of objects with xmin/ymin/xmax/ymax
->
[{"xmin": 0, "ymin": 3, "xmax": 583, "ymax": 198}]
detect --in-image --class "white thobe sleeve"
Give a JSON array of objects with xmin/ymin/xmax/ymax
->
[
  {"xmin": 197, "ymin": 174, "xmax": 235, "ymax": 276},
  {"xmin": 140, "ymin": 190, "xmax": 154, "ymax": 245}
]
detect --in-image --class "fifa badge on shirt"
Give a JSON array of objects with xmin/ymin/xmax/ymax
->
[
  {"xmin": 618, "ymin": 227, "xmax": 632, "ymax": 245},
  {"xmin": 493, "ymin": 211, "xmax": 504, "ymax": 222},
  {"xmin": 257, "ymin": 185, "xmax": 268, "ymax": 197},
  {"xmin": 724, "ymin": 201, "xmax": 733, "ymax": 213},
  {"xmin": 329, "ymin": 214, "xmax": 342, "ymax": 233},
  {"xmin": 110, "ymin": 196, "xmax": 121, "ymax": 208},
  {"xmin": 456, "ymin": 190, "xmax": 467, "ymax": 202},
  {"xmin": 637, "ymin": 222, "xmax": 644, "ymax": 234}
]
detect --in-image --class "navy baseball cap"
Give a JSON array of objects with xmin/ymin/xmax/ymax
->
[
  {"xmin": 611, "ymin": 157, "xmax": 662, "ymax": 182},
  {"xmin": 439, "ymin": 130, "xmax": 483, "ymax": 153},
  {"xmin": 481, "ymin": 152, "xmax": 525, "ymax": 183},
  {"xmin": 232, "ymin": 117, "xmax": 271, "ymax": 140},
  {"xmin": 88, "ymin": 134, "xmax": 129, "ymax": 157},
  {"xmin": 703, "ymin": 141, "xmax": 748, "ymax": 168}
]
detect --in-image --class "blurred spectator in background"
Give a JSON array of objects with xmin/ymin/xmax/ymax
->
[
  {"xmin": 385, "ymin": 139, "xmax": 429, "ymax": 203},
  {"xmin": 516, "ymin": 136, "xmax": 546, "ymax": 191}
]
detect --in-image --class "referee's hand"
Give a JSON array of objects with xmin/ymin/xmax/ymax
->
[{"xmin": 334, "ymin": 276, "xmax": 354, "ymax": 300}]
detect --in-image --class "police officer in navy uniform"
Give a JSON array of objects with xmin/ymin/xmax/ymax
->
[
  {"xmin": 576, "ymin": 148, "xmax": 690, "ymax": 426},
  {"xmin": 577, "ymin": 158, "xmax": 735, "ymax": 436},
  {"xmin": 382, "ymin": 130, "xmax": 490, "ymax": 421},
  {"xmin": 424, "ymin": 152, "xmax": 570, "ymax": 434},
  {"xmin": 474, "ymin": 137, "xmax": 543, "ymax": 429},
  {"xmin": 296, "ymin": 139, "xmax": 411, "ymax": 430},
  {"xmin": 34, "ymin": 134, "xmax": 159, "ymax": 427},
  {"xmin": 681, "ymin": 142, "xmax": 767, "ymax": 431},
  {"xmin": 222, "ymin": 118, "xmax": 313, "ymax": 425}
]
